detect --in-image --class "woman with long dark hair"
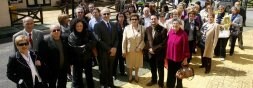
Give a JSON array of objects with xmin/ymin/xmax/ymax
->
[
  {"xmin": 113, "ymin": 12, "xmax": 129, "ymax": 78},
  {"xmin": 68, "ymin": 19, "xmax": 96, "ymax": 88}
]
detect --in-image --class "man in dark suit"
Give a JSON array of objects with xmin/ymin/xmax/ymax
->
[
  {"xmin": 40, "ymin": 24, "xmax": 70, "ymax": 88},
  {"xmin": 12, "ymin": 17, "xmax": 44, "ymax": 52},
  {"xmin": 145, "ymin": 15, "xmax": 167, "ymax": 88},
  {"xmin": 184, "ymin": 10, "xmax": 199, "ymax": 63},
  {"xmin": 94, "ymin": 8, "xmax": 119, "ymax": 88}
]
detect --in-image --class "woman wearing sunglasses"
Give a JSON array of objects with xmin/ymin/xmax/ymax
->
[
  {"xmin": 7, "ymin": 35, "xmax": 48, "ymax": 88},
  {"xmin": 122, "ymin": 13, "xmax": 145, "ymax": 83}
]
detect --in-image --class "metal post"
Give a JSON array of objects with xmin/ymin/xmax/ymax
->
[{"xmin": 72, "ymin": 0, "xmax": 75, "ymax": 18}]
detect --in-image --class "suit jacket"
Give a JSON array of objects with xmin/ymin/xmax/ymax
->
[
  {"xmin": 7, "ymin": 51, "xmax": 47, "ymax": 88},
  {"xmin": 94, "ymin": 21, "xmax": 118, "ymax": 56},
  {"xmin": 42, "ymin": 35, "xmax": 70, "ymax": 74},
  {"xmin": 122, "ymin": 24, "xmax": 145, "ymax": 54},
  {"xmin": 144, "ymin": 25, "xmax": 167, "ymax": 59},
  {"xmin": 201, "ymin": 22, "xmax": 220, "ymax": 58},
  {"xmin": 12, "ymin": 29, "xmax": 44, "ymax": 52},
  {"xmin": 184, "ymin": 18, "xmax": 200, "ymax": 42}
]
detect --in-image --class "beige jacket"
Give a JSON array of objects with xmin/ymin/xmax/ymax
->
[
  {"xmin": 122, "ymin": 24, "xmax": 145, "ymax": 54},
  {"xmin": 202, "ymin": 22, "xmax": 220, "ymax": 58}
]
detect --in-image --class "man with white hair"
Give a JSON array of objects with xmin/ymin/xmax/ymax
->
[
  {"xmin": 41, "ymin": 24, "xmax": 70, "ymax": 88},
  {"xmin": 12, "ymin": 17, "xmax": 44, "ymax": 52},
  {"xmin": 94, "ymin": 8, "xmax": 119, "ymax": 88},
  {"xmin": 141, "ymin": 7, "xmax": 151, "ymax": 28}
]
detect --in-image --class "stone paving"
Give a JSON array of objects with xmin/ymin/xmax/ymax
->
[{"xmin": 22, "ymin": 5, "xmax": 253, "ymax": 88}]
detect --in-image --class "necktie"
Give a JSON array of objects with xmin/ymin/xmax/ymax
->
[
  {"xmin": 107, "ymin": 23, "xmax": 111, "ymax": 32},
  {"xmin": 29, "ymin": 33, "xmax": 33, "ymax": 48}
]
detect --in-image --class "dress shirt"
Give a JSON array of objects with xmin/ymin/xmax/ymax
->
[
  {"xmin": 25, "ymin": 30, "xmax": 33, "ymax": 49},
  {"xmin": 166, "ymin": 29, "xmax": 190, "ymax": 62},
  {"xmin": 89, "ymin": 17, "xmax": 101, "ymax": 31},
  {"xmin": 21, "ymin": 51, "xmax": 42, "ymax": 85}
]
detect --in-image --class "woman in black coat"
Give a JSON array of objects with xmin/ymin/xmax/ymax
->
[
  {"xmin": 68, "ymin": 19, "xmax": 96, "ymax": 88},
  {"xmin": 7, "ymin": 35, "xmax": 48, "ymax": 88}
]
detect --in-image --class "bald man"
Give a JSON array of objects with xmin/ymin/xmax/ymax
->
[
  {"xmin": 12, "ymin": 17, "xmax": 44, "ymax": 52},
  {"xmin": 41, "ymin": 24, "xmax": 70, "ymax": 88},
  {"xmin": 94, "ymin": 8, "xmax": 119, "ymax": 88}
]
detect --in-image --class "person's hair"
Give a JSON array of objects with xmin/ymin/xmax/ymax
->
[
  {"xmin": 58, "ymin": 14, "xmax": 69, "ymax": 25},
  {"xmin": 204, "ymin": 1, "xmax": 211, "ymax": 8},
  {"xmin": 195, "ymin": 1, "xmax": 201, "ymax": 6},
  {"xmin": 128, "ymin": 4, "xmax": 137, "ymax": 13},
  {"xmin": 15, "ymin": 35, "xmax": 29, "ymax": 46},
  {"xmin": 75, "ymin": 6, "xmax": 84, "ymax": 13},
  {"xmin": 218, "ymin": 5, "xmax": 225, "ymax": 9},
  {"xmin": 171, "ymin": 18, "xmax": 182, "ymax": 25},
  {"xmin": 207, "ymin": 12, "xmax": 215, "ymax": 18},
  {"xmin": 116, "ymin": 12, "xmax": 127, "ymax": 21},
  {"xmin": 171, "ymin": 9, "xmax": 179, "ymax": 15},
  {"xmin": 22, "ymin": 17, "xmax": 33, "ymax": 23},
  {"xmin": 159, "ymin": 12, "xmax": 165, "ymax": 18},
  {"xmin": 130, "ymin": 13, "xmax": 139, "ymax": 20},
  {"xmin": 92, "ymin": 8, "xmax": 100, "ymax": 13},
  {"xmin": 88, "ymin": 3, "xmax": 94, "ymax": 7},
  {"xmin": 70, "ymin": 18, "xmax": 87, "ymax": 33},
  {"xmin": 188, "ymin": 10, "xmax": 196, "ymax": 15}
]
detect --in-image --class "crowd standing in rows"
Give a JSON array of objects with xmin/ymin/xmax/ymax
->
[{"xmin": 7, "ymin": 0, "xmax": 246, "ymax": 88}]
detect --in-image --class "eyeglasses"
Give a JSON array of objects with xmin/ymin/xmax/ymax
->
[
  {"xmin": 17, "ymin": 42, "xmax": 29, "ymax": 46},
  {"xmin": 103, "ymin": 13, "xmax": 110, "ymax": 16},
  {"xmin": 52, "ymin": 29, "xmax": 61, "ymax": 32},
  {"xmin": 131, "ymin": 19, "xmax": 138, "ymax": 21}
]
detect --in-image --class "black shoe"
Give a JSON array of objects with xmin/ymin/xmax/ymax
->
[
  {"xmin": 146, "ymin": 81, "xmax": 157, "ymax": 86},
  {"xmin": 239, "ymin": 46, "xmax": 244, "ymax": 50}
]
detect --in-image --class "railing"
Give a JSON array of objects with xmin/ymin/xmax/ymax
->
[{"xmin": 9, "ymin": 7, "xmax": 43, "ymax": 26}]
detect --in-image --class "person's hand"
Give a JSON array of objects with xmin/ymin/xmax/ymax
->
[
  {"xmin": 110, "ymin": 48, "xmax": 117, "ymax": 56},
  {"xmin": 122, "ymin": 53, "xmax": 126, "ymax": 58},
  {"xmin": 35, "ymin": 60, "xmax": 41, "ymax": 66},
  {"xmin": 182, "ymin": 58, "xmax": 188, "ymax": 66},
  {"xmin": 149, "ymin": 48, "xmax": 155, "ymax": 54}
]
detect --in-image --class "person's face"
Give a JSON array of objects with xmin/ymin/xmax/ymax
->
[
  {"xmin": 172, "ymin": 13, "xmax": 179, "ymax": 18},
  {"xmin": 144, "ymin": 9, "xmax": 150, "ymax": 15},
  {"xmin": 64, "ymin": 18, "xmax": 70, "ymax": 25},
  {"xmin": 218, "ymin": 7, "xmax": 225, "ymax": 13},
  {"xmin": 88, "ymin": 5, "xmax": 95, "ymax": 12},
  {"xmin": 159, "ymin": 16, "xmax": 165, "ymax": 21},
  {"xmin": 125, "ymin": 12, "xmax": 130, "ymax": 18},
  {"xmin": 76, "ymin": 9, "xmax": 84, "ymax": 19},
  {"xmin": 16, "ymin": 40, "xmax": 29, "ymax": 53},
  {"xmin": 101, "ymin": 10, "xmax": 110, "ymax": 21},
  {"xmin": 51, "ymin": 26, "xmax": 61, "ymax": 40},
  {"xmin": 151, "ymin": 16, "xmax": 158, "ymax": 26},
  {"xmin": 118, "ymin": 14, "xmax": 125, "ymax": 22},
  {"xmin": 194, "ymin": 4, "xmax": 200, "ymax": 12},
  {"xmin": 189, "ymin": 13, "xmax": 195, "ymax": 20},
  {"xmin": 232, "ymin": 8, "xmax": 237, "ymax": 14},
  {"xmin": 130, "ymin": 16, "xmax": 139, "ymax": 25},
  {"xmin": 23, "ymin": 19, "xmax": 34, "ymax": 32},
  {"xmin": 172, "ymin": 21, "xmax": 180, "ymax": 30},
  {"xmin": 132, "ymin": 0, "xmax": 136, "ymax": 4},
  {"xmin": 92, "ymin": 10, "xmax": 100, "ymax": 18},
  {"xmin": 129, "ymin": 7, "xmax": 135, "ymax": 12},
  {"xmin": 76, "ymin": 22, "xmax": 83, "ymax": 32},
  {"xmin": 177, "ymin": 6, "xmax": 184, "ymax": 12},
  {"xmin": 235, "ymin": 2, "xmax": 240, "ymax": 7},
  {"xmin": 208, "ymin": 15, "xmax": 214, "ymax": 23}
]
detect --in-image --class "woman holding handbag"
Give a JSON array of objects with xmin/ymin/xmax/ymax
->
[
  {"xmin": 166, "ymin": 18, "xmax": 190, "ymax": 88},
  {"xmin": 229, "ymin": 6, "xmax": 243, "ymax": 56},
  {"xmin": 122, "ymin": 13, "xmax": 145, "ymax": 83}
]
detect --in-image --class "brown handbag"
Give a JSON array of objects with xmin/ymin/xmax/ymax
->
[{"xmin": 176, "ymin": 65, "xmax": 194, "ymax": 79}]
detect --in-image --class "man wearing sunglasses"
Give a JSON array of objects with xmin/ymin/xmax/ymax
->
[
  {"xmin": 12, "ymin": 17, "xmax": 44, "ymax": 53},
  {"xmin": 94, "ymin": 8, "xmax": 119, "ymax": 88},
  {"xmin": 39, "ymin": 24, "xmax": 71, "ymax": 88}
]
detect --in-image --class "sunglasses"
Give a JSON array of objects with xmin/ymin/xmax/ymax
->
[
  {"xmin": 131, "ymin": 19, "xmax": 138, "ymax": 21},
  {"xmin": 103, "ymin": 13, "xmax": 110, "ymax": 15},
  {"xmin": 17, "ymin": 42, "xmax": 29, "ymax": 46},
  {"xmin": 52, "ymin": 29, "xmax": 61, "ymax": 32}
]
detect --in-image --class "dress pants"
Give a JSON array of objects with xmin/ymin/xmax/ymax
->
[
  {"xmin": 99, "ymin": 55, "xmax": 115, "ymax": 87},
  {"xmin": 230, "ymin": 36, "xmax": 238, "ymax": 55},
  {"xmin": 188, "ymin": 40, "xmax": 195, "ymax": 63},
  {"xmin": 214, "ymin": 38, "xmax": 229, "ymax": 58},
  {"xmin": 48, "ymin": 68, "xmax": 67, "ymax": 88},
  {"xmin": 238, "ymin": 27, "xmax": 243, "ymax": 47},
  {"xmin": 166, "ymin": 59, "xmax": 182, "ymax": 88},
  {"xmin": 72, "ymin": 58, "xmax": 94, "ymax": 88},
  {"xmin": 113, "ymin": 51, "xmax": 125, "ymax": 76},
  {"xmin": 149, "ymin": 54, "xmax": 164, "ymax": 87}
]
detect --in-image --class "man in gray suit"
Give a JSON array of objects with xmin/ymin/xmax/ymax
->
[
  {"xmin": 12, "ymin": 17, "xmax": 44, "ymax": 52},
  {"xmin": 94, "ymin": 8, "xmax": 118, "ymax": 88}
]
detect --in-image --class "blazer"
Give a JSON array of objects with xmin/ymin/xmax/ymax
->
[
  {"xmin": 122, "ymin": 24, "xmax": 145, "ymax": 54},
  {"xmin": 228, "ymin": 14, "xmax": 243, "ymax": 31},
  {"xmin": 12, "ymin": 29, "xmax": 44, "ymax": 52},
  {"xmin": 94, "ymin": 20, "xmax": 118, "ymax": 54},
  {"xmin": 144, "ymin": 24, "xmax": 167, "ymax": 58},
  {"xmin": 184, "ymin": 18, "xmax": 200, "ymax": 41},
  {"xmin": 42, "ymin": 35, "xmax": 70, "ymax": 73},
  {"xmin": 7, "ymin": 51, "xmax": 47, "ymax": 88},
  {"xmin": 201, "ymin": 22, "xmax": 220, "ymax": 58}
]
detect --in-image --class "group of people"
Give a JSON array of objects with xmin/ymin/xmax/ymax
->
[{"xmin": 7, "ymin": 0, "xmax": 246, "ymax": 88}]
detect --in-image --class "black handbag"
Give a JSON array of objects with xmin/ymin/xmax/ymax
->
[{"xmin": 230, "ymin": 27, "xmax": 239, "ymax": 37}]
